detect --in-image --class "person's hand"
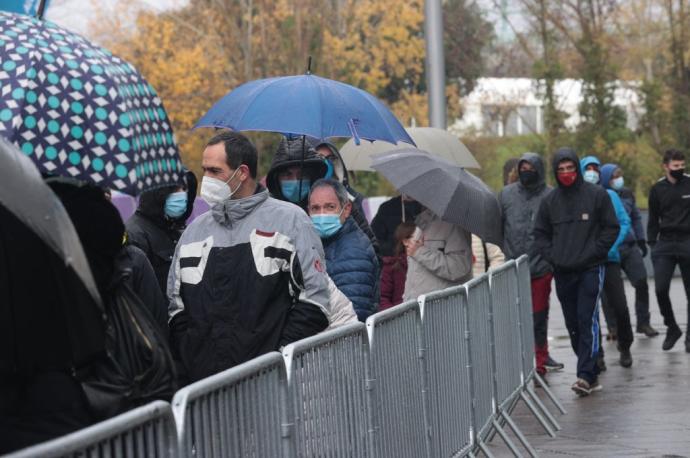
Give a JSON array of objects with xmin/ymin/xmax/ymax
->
[
  {"xmin": 637, "ymin": 240, "xmax": 648, "ymax": 257},
  {"xmin": 403, "ymin": 236, "xmax": 424, "ymax": 257}
]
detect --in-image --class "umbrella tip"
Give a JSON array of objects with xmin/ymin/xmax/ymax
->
[{"xmin": 306, "ymin": 56, "xmax": 312, "ymax": 75}]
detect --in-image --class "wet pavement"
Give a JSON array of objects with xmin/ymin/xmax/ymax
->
[{"xmin": 488, "ymin": 277, "xmax": 690, "ymax": 457}]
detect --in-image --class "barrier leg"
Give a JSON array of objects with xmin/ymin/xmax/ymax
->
[
  {"xmin": 525, "ymin": 386, "xmax": 561, "ymax": 431},
  {"xmin": 491, "ymin": 419, "xmax": 524, "ymax": 457},
  {"xmin": 500, "ymin": 411, "xmax": 538, "ymax": 458},
  {"xmin": 477, "ymin": 438, "xmax": 497, "ymax": 458},
  {"xmin": 519, "ymin": 391, "xmax": 556, "ymax": 438},
  {"xmin": 533, "ymin": 373, "xmax": 567, "ymax": 414},
  {"xmin": 486, "ymin": 395, "xmax": 520, "ymax": 444}
]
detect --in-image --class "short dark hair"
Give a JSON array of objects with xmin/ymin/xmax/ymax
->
[
  {"xmin": 663, "ymin": 149, "xmax": 685, "ymax": 164},
  {"xmin": 206, "ymin": 131, "xmax": 258, "ymax": 178}
]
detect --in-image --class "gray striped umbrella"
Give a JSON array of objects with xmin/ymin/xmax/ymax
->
[{"xmin": 371, "ymin": 148, "xmax": 502, "ymax": 246}]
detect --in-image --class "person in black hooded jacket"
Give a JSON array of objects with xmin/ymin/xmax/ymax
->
[
  {"xmin": 126, "ymin": 170, "xmax": 197, "ymax": 294},
  {"xmin": 266, "ymin": 137, "xmax": 328, "ymax": 211},
  {"xmin": 532, "ymin": 147, "xmax": 619, "ymax": 397}
]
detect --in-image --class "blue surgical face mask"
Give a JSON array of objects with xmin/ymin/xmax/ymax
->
[
  {"xmin": 165, "ymin": 191, "xmax": 187, "ymax": 218},
  {"xmin": 611, "ymin": 176, "xmax": 624, "ymax": 190},
  {"xmin": 281, "ymin": 179, "xmax": 311, "ymax": 203},
  {"xmin": 583, "ymin": 170, "xmax": 599, "ymax": 184},
  {"xmin": 311, "ymin": 211, "xmax": 343, "ymax": 238}
]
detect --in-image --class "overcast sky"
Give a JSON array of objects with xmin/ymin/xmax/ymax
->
[
  {"xmin": 45, "ymin": 0, "xmax": 188, "ymax": 37},
  {"xmin": 44, "ymin": 0, "xmax": 526, "ymax": 42}
]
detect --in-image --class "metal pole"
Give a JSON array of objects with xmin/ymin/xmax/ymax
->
[
  {"xmin": 424, "ymin": 0, "xmax": 446, "ymax": 129},
  {"xmin": 36, "ymin": 0, "xmax": 48, "ymax": 19}
]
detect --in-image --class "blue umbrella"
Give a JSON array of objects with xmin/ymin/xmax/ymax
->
[
  {"xmin": 0, "ymin": 12, "xmax": 183, "ymax": 195},
  {"xmin": 195, "ymin": 73, "xmax": 415, "ymax": 146}
]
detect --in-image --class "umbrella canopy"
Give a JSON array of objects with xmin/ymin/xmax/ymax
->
[
  {"xmin": 195, "ymin": 73, "xmax": 415, "ymax": 146},
  {"xmin": 371, "ymin": 148, "xmax": 502, "ymax": 246},
  {"xmin": 0, "ymin": 12, "xmax": 183, "ymax": 195},
  {"xmin": 340, "ymin": 127, "xmax": 481, "ymax": 171},
  {"xmin": 0, "ymin": 135, "xmax": 101, "ymax": 307}
]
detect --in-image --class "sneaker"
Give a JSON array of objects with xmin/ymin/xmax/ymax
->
[
  {"xmin": 544, "ymin": 355, "xmax": 565, "ymax": 372},
  {"xmin": 571, "ymin": 378, "xmax": 592, "ymax": 397},
  {"xmin": 636, "ymin": 323, "xmax": 659, "ymax": 337},
  {"xmin": 618, "ymin": 347, "xmax": 633, "ymax": 368},
  {"xmin": 589, "ymin": 380, "xmax": 603, "ymax": 393},
  {"xmin": 662, "ymin": 326, "xmax": 683, "ymax": 351},
  {"xmin": 596, "ymin": 355, "xmax": 607, "ymax": 372}
]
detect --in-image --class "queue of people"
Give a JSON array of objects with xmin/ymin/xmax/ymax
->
[{"xmin": 5, "ymin": 122, "xmax": 690, "ymax": 454}]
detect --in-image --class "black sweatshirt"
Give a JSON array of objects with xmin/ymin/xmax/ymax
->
[
  {"xmin": 532, "ymin": 148, "xmax": 619, "ymax": 273},
  {"xmin": 648, "ymin": 174, "xmax": 690, "ymax": 242}
]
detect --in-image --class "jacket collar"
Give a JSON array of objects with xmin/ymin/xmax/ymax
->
[{"xmin": 211, "ymin": 185, "xmax": 268, "ymax": 227}]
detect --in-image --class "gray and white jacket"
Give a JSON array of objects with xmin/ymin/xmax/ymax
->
[{"xmin": 167, "ymin": 187, "xmax": 329, "ymax": 382}]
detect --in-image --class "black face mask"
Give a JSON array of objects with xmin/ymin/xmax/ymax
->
[
  {"xmin": 670, "ymin": 168, "xmax": 685, "ymax": 180},
  {"xmin": 518, "ymin": 169, "xmax": 539, "ymax": 186}
]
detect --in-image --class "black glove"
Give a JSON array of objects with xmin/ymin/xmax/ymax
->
[{"xmin": 638, "ymin": 240, "xmax": 649, "ymax": 257}]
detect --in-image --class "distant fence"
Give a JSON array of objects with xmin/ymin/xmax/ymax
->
[{"xmin": 6, "ymin": 255, "xmax": 565, "ymax": 458}]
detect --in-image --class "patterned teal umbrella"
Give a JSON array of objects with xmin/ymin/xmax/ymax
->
[{"xmin": 0, "ymin": 12, "xmax": 183, "ymax": 195}]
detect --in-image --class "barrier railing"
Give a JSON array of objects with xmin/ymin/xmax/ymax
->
[
  {"xmin": 171, "ymin": 352, "xmax": 289, "ymax": 458},
  {"xmin": 8, "ymin": 258, "xmax": 565, "ymax": 458},
  {"xmin": 6, "ymin": 401, "xmax": 177, "ymax": 458},
  {"xmin": 283, "ymin": 322, "xmax": 373, "ymax": 458},
  {"xmin": 365, "ymin": 300, "xmax": 430, "ymax": 458},
  {"xmin": 489, "ymin": 262, "xmax": 524, "ymax": 410},
  {"xmin": 419, "ymin": 285, "xmax": 474, "ymax": 457}
]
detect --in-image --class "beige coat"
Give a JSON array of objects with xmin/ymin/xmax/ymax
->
[
  {"xmin": 403, "ymin": 210, "xmax": 473, "ymax": 301},
  {"xmin": 471, "ymin": 234, "xmax": 505, "ymax": 278}
]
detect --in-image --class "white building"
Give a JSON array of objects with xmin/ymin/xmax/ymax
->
[{"xmin": 449, "ymin": 77, "xmax": 644, "ymax": 137}]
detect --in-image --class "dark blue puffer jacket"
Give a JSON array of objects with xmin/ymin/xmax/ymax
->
[{"xmin": 322, "ymin": 217, "xmax": 379, "ymax": 321}]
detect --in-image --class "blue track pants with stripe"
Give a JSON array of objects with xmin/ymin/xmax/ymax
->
[{"xmin": 554, "ymin": 266, "xmax": 605, "ymax": 384}]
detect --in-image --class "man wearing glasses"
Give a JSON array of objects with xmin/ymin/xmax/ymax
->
[{"xmin": 532, "ymin": 147, "xmax": 619, "ymax": 397}]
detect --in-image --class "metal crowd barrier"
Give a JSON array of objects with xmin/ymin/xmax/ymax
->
[
  {"xmin": 283, "ymin": 322, "xmax": 373, "ymax": 458},
  {"xmin": 7, "ymin": 257, "xmax": 566, "ymax": 458},
  {"xmin": 171, "ymin": 352, "xmax": 289, "ymax": 458},
  {"xmin": 464, "ymin": 275, "xmax": 501, "ymax": 450},
  {"xmin": 5, "ymin": 401, "xmax": 177, "ymax": 458},
  {"xmin": 489, "ymin": 262, "xmax": 524, "ymax": 410},
  {"xmin": 513, "ymin": 256, "xmax": 567, "ymax": 429},
  {"xmin": 365, "ymin": 300, "xmax": 430, "ymax": 458},
  {"xmin": 419, "ymin": 285, "xmax": 475, "ymax": 457}
]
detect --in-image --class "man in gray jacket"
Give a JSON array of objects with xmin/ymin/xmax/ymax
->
[
  {"xmin": 499, "ymin": 152, "xmax": 563, "ymax": 379},
  {"xmin": 168, "ymin": 131, "xmax": 329, "ymax": 382}
]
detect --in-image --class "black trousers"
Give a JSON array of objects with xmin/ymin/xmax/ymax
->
[
  {"xmin": 652, "ymin": 239, "xmax": 690, "ymax": 333},
  {"xmin": 601, "ymin": 263, "xmax": 634, "ymax": 350}
]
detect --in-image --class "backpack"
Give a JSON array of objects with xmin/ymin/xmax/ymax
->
[{"xmin": 78, "ymin": 282, "xmax": 176, "ymax": 420}]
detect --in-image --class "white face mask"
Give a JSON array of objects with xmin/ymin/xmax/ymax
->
[{"xmin": 200, "ymin": 168, "xmax": 241, "ymax": 205}]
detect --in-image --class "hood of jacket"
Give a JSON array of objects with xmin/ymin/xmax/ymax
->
[
  {"xmin": 266, "ymin": 137, "xmax": 328, "ymax": 206},
  {"xmin": 136, "ymin": 169, "xmax": 197, "ymax": 228},
  {"xmin": 600, "ymin": 163, "xmax": 619, "ymax": 190},
  {"xmin": 517, "ymin": 152, "xmax": 546, "ymax": 190},
  {"xmin": 552, "ymin": 147, "xmax": 583, "ymax": 189},
  {"xmin": 580, "ymin": 155, "xmax": 601, "ymax": 173},
  {"xmin": 211, "ymin": 185, "xmax": 268, "ymax": 226}
]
